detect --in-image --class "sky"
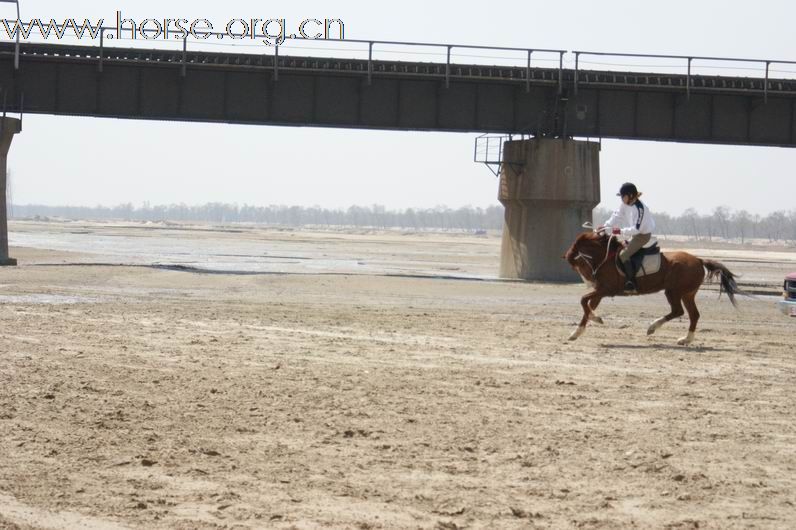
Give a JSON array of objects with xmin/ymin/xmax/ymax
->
[{"xmin": 4, "ymin": 0, "xmax": 796, "ymax": 216}]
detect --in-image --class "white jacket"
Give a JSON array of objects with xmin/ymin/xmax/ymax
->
[{"xmin": 604, "ymin": 200, "xmax": 657, "ymax": 247}]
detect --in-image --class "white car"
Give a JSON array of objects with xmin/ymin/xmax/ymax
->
[{"xmin": 779, "ymin": 272, "xmax": 796, "ymax": 316}]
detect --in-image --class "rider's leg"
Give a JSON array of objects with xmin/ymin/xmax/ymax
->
[
  {"xmin": 619, "ymin": 234, "xmax": 651, "ymax": 291},
  {"xmin": 619, "ymin": 257, "xmax": 636, "ymax": 291}
]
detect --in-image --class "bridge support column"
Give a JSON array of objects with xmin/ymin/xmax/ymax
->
[
  {"xmin": 0, "ymin": 117, "xmax": 21, "ymax": 266},
  {"xmin": 498, "ymin": 138, "xmax": 600, "ymax": 281}
]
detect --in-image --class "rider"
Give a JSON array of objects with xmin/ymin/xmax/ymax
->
[{"xmin": 603, "ymin": 182, "xmax": 657, "ymax": 292}]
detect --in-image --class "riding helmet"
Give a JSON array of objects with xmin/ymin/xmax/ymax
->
[{"xmin": 617, "ymin": 182, "xmax": 638, "ymax": 197}]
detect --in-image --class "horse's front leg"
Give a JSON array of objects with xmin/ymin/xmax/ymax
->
[
  {"xmin": 588, "ymin": 296, "xmax": 604, "ymax": 324},
  {"xmin": 569, "ymin": 290, "xmax": 602, "ymax": 340}
]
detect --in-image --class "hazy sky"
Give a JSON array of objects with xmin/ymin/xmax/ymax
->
[{"xmin": 4, "ymin": 0, "xmax": 796, "ymax": 215}]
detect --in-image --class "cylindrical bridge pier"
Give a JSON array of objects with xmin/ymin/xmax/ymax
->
[
  {"xmin": 0, "ymin": 117, "xmax": 21, "ymax": 266},
  {"xmin": 498, "ymin": 138, "xmax": 601, "ymax": 281}
]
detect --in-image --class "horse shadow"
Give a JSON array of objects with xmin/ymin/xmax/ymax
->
[{"xmin": 597, "ymin": 342, "xmax": 735, "ymax": 353}]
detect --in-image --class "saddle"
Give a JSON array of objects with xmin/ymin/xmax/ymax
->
[{"xmin": 614, "ymin": 244, "xmax": 662, "ymax": 278}]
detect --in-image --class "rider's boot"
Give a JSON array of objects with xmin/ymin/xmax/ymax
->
[{"xmin": 621, "ymin": 260, "xmax": 638, "ymax": 293}]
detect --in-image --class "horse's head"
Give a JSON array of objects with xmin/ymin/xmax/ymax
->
[{"xmin": 564, "ymin": 231, "xmax": 624, "ymax": 285}]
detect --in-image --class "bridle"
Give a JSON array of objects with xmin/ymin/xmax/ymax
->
[{"xmin": 574, "ymin": 233, "xmax": 615, "ymax": 278}]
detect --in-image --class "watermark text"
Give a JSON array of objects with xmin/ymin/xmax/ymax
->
[{"xmin": 0, "ymin": 11, "xmax": 345, "ymax": 46}]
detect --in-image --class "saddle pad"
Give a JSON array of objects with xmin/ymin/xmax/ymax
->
[{"xmin": 636, "ymin": 252, "xmax": 662, "ymax": 277}]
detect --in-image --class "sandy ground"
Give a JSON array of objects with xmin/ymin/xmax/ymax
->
[{"xmin": 1, "ymin": 223, "xmax": 796, "ymax": 529}]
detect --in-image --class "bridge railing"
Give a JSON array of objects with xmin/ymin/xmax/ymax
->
[
  {"xmin": 3, "ymin": 19, "xmax": 796, "ymax": 100},
  {"xmin": 339, "ymin": 38, "xmax": 566, "ymax": 91},
  {"xmin": 571, "ymin": 50, "xmax": 796, "ymax": 101},
  {"xmin": 0, "ymin": 20, "xmax": 568, "ymax": 91}
]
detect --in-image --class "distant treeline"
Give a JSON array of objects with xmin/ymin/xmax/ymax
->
[
  {"xmin": 11, "ymin": 203, "xmax": 506, "ymax": 231},
  {"xmin": 10, "ymin": 203, "xmax": 796, "ymax": 243},
  {"xmin": 593, "ymin": 206, "xmax": 796, "ymax": 244}
]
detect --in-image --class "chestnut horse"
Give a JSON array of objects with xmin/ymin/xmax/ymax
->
[{"xmin": 563, "ymin": 231, "xmax": 742, "ymax": 345}]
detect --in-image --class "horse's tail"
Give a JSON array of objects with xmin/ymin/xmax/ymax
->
[{"xmin": 703, "ymin": 259, "xmax": 742, "ymax": 308}]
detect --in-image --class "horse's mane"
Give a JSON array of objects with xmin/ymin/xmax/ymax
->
[{"xmin": 575, "ymin": 231, "xmax": 622, "ymax": 253}]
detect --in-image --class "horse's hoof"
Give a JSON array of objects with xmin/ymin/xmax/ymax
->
[
  {"xmin": 677, "ymin": 332, "xmax": 695, "ymax": 346},
  {"xmin": 568, "ymin": 326, "xmax": 585, "ymax": 341},
  {"xmin": 647, "ymin": 317, "xmax": 666, "ymax": 336},
  {"xmin": 589, "ymin": 314, "xmax": 604, "ymax": 325}
]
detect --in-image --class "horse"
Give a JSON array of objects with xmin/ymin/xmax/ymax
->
[{"xmin": 563, "ymin": 230, "xmax": 742, "ymax": 345}]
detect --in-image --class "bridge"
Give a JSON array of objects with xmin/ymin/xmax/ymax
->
[
  {"xmin": 0, "ymin": 36, "xmax": 794, "ymax": 277},
  {"xmin": 0, "ymin": 41, "xmax": 795, "ymax": 145}
]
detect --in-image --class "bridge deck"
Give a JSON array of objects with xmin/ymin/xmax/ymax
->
[
  {"xmin": 1, "ymin": 42, "xmax": 794, "ymax": 146},
  {"xmin": 9, "ymin": 42, "xmax": 796, "ymax": 94}
]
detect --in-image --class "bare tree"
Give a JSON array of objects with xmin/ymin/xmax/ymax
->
[
  {"xmin": 787, "ymin": 210, "xmax": 796, "ymax": 244},
  {"xmin": 682, "ymin": 208, "xmax": 700, "ymax": 240},
  {"xmin": 712, "ymin": 206, "xmax": 731, "ymax": 240},
  {"xmin": 731, "ymin": 210, "xmax": 752, "ymax": 243},
  {"xmin": 762, "ymin": 211, "xmax": 787, "ymax": 242}
]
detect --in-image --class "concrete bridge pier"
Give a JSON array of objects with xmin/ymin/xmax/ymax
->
[
  {"xmin": 498, "ymin": 138, "xmax": 600, "ymax": 281},
  {"xmin": 0, "ymin": 117, "xmax": 21, "ymax": 266}
]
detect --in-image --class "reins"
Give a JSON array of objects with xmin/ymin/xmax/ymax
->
[{"xmin": 575, "ymin": 233, "xmax": 615, "ymax": 278}]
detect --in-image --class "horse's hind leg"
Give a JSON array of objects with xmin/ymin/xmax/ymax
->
[
  {"xmin": 647, "ymin": 289, "xmax": 684, "ymax": 335},
  {"xmin": 677, "ymin": 290, "xmax": 700, "ymax": 346}
]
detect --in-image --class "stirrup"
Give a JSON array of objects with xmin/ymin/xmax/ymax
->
[{"xmin": 624, "ymin": 281, "xmax": 637, "ymax": 293}]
